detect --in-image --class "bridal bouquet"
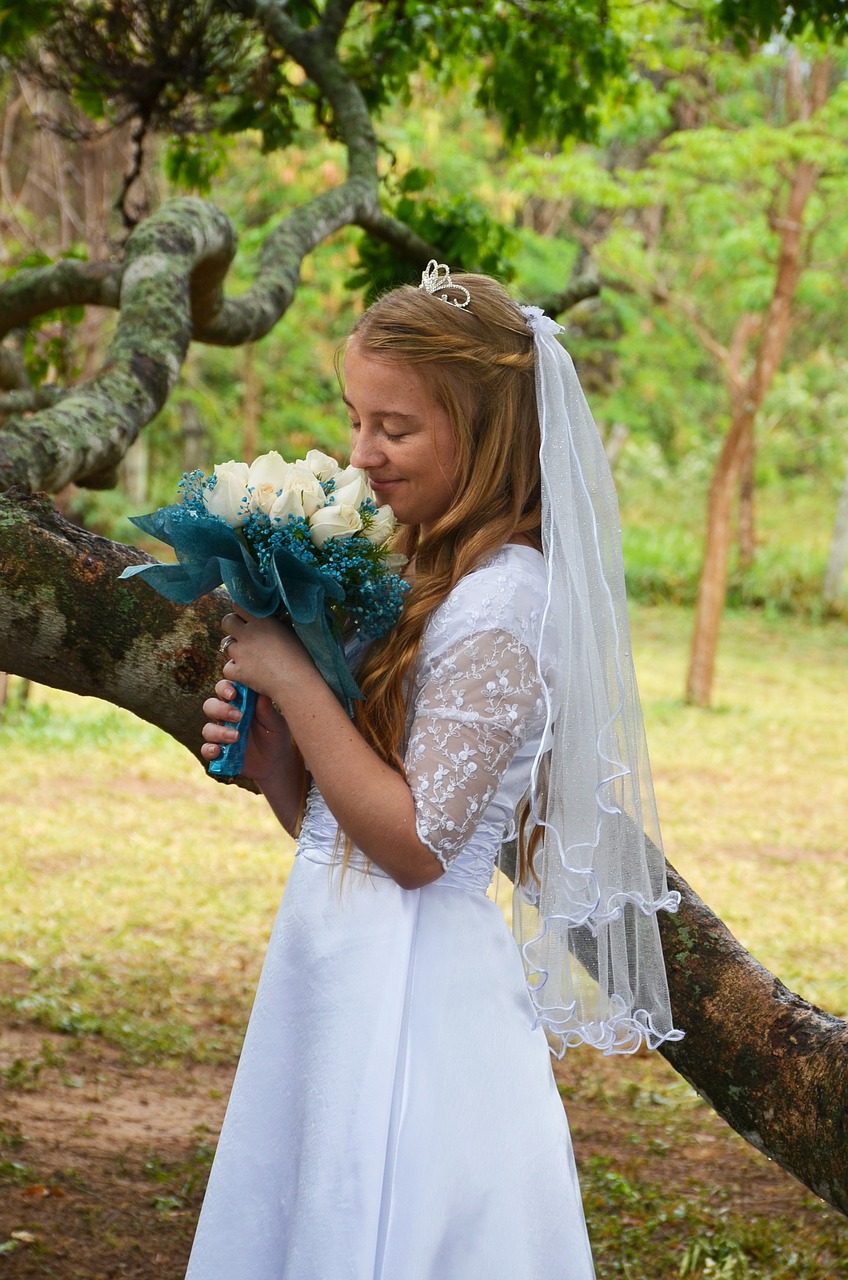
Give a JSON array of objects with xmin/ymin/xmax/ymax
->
[{"xmin": 120, "ymin": 449, "xmax": 408, "ymax": 776}]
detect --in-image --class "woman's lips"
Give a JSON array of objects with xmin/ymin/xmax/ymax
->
[{"xmin": 368, "ymin": 478, "xmax": 402, "ymax": 493}]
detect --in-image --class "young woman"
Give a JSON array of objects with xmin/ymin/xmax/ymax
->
[{"xmin": 188, "ymin": 268, "xmax": 681, "ymax": 1280}]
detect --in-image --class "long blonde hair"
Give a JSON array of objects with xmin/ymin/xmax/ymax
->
[{"xmin": 341, "ymin": 274, "xmax": 543, "ymax": 878}]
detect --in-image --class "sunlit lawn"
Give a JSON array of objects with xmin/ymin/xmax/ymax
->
[
  {"xmin": 633, "ymin": 604, "xmax": 847, "ymax": 1018},
  {"xmin": 2, "ymin": 602, "xmax": 845, "ymax": 1064},
  {"xmin": 2, "ymin": 603, "xmax": 847, "ymax": 1278},
  {"xmin": 1, "ymin": 692, "xmax": 295, "ymax": 1061}
]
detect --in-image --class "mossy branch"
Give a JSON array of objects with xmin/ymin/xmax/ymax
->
[
  {"xmin": 0, "ymin": 488, "xmax": 254, "ymax": 791},
  {"xmin": 0, "ymin": 198, "xmax": 236, "ymax": 494}
]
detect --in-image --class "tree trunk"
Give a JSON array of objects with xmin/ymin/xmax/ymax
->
[
  {"xmin": 2, "ymin": 487, "xmax": 846, "ymax": 1217},
  {"xmin": 686, "ymin": 406, "xmax": 750, "ymax": 705},
  {"xmin": 686, "ymin": 153, "xmax": 820, "ymax": 706},
  {"xmin": 603, "ymin": 421, "xmax": 629, "ymax": 472},
  {"xmin": 823, "ymin": 468, "xmax": 848, "ymax": 606},
  {"xmin": 0, "ymin": 488, "xmax": 241, "ymax": 770},
  {"xmin": 737, "ymin": 423, "xmax": 756, "ymax": 570},
  {"xmin": 181, "ymin": 398, "xmax": 207, "ymax": 474},
  {"xmin": 659, "ymin": 862, "xmax": 848, "ymax": 1216},
  {"xmin": 243, "ymin": 341, "xmax": 259, "ymax": 464},
  {"xmin": 685, "ymin": 56, "xmax": 831, "ymax": 706},
  {"xmin": 119, "ymin": 435, "xmax": 149, "ymax": 508}
]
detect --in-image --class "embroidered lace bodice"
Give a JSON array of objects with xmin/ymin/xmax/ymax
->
[{"xmin": 297, "ymin": 545, "xmax": 550, "ymax": 893}]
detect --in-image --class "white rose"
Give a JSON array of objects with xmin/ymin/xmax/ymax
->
[
  {"xmin": 385, "ymin": 551, "xmax": 409, "ymax": 572},
  {"xmin": 267, "ymin": 463, "xmax": 326, "ymax": 522},
  {"xmin": 203, "ymin": 460, "xmax": 251, "ymax": 526},
  {"xmin": 267, "ymin": 486, "xmax": 303, "ymax": 522},
  {"xmin": 303, "ymin": 450, "xmax": 340, "ymax": 482},
  {"xmin": 250, "ymin": 484, "xmax": 275, "ymax": 516},
  {"xmin": 332, "ymin": 470, "xmax": 373, "ymax": 511},
  {"xmin": 286, "ymin": 462, "xmax": 327, "ymax": 518},
  {"xmin": 248, "ymin": 450, "xmax": 290, "ymax": 491},
  {"xmin": 365, "ymin": 503, "xmax": 397, "ymax": 546},
  {"xmin": 247, "ymin": 452, "xmax": 291, "ymax": 515},
  {"xmin": 308, "ymin": 503, "xmax": 363, "ymax": 548}
]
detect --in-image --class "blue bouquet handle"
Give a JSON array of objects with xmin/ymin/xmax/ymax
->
[{"xmin": 207, "ymin": 682, "xmax": 258, "ymax": 778}]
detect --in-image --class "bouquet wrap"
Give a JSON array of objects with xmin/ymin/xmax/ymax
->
[
  {"xmin": 120, "ymin": 452, "xmax": 407, "ymax": 777},
  {"xmin": 121, "ymin": 506, "xmax": 364, "ymax": 775}
]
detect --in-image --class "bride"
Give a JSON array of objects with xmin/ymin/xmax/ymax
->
[{"xmin": 188, "ymin": 266, "xmax": 681, "ymax": 1280}]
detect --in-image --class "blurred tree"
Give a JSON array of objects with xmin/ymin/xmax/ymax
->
[
  {"xmin": 1, "ymin": 0, "xmax": 847, "ymax": 1218},
  {"xmin": 514, "ymin": 21, "xmax": 848, "ymax": 702}
]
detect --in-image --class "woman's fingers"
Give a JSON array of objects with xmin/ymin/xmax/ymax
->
[
  {"xmin": 220, "ymin": 611, "xmax": 247, "ymax": 634},
  {"xmin": 202, "ymin": 695, "xmax": 242, "ymax": 723},
  {"xmin": 202, "ymin": 716, "xmax": 241, "ymax": 742},
  {"xmin": 202, "ymin": 665, "xmax": 247, "ymax": 761}
]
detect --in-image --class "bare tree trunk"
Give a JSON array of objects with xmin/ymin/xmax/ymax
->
[
  {"xmin": 823, "ymin": 468, "xmax": 848, "ymax": 605},
  {"xmin": 243, "ymin": 341, "xmax": 259, "ymax": 463},
  {"xmin": 686, "ymin": 406, "xmax": 750, "ymax": 704},
  {"xmin": 0, "ymin": 488, "xmax": 234, "ymax": 764},
  {"xmin": 603, "ymin": 421, "xmax": 629, "ymax": 472},
  {"xmin": 686, "ymin": 164, "xmax": 820, "ymax": 705},
  {"xmin": 660, "ymin": 862, "xmax": 848, "ymax": 1216},
  {"xmin": 119, "ymin": 435, "xmax": 148, "ymax": 507},
  {"xmin": 686, "ymin": 57, "xmax": 830, "ymax": 706},
  {"xmin": 737, "ymin": 424, "xmax": 756, "ymax": 570},
  {"xmin": 181, "ymin": 399, "xmax": 207, "ymax": 474}
]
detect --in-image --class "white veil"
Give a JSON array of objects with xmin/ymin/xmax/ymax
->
[{"xmin": 513, "ymin": 306, "xmax": 683, "ymax": 1057}]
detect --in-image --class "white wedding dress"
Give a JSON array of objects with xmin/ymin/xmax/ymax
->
[{"xmin": 185, "ymin": 545, "xmax": 595, "ymax": 1280}]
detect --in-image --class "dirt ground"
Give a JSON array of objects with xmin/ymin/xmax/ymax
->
[{"xmin": 0, "ymin": 1023, "xmax": 843, "ymax": 1279}]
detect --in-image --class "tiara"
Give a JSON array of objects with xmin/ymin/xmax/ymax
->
[{"xmin": 418, "ymin": 259, "xmax": 471, "ymax": 310}]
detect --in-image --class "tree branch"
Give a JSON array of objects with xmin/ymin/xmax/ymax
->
[
  {"xmin": 192, "ymin": 178, "xmax": 375, "ymax": 345},
  {"xmin": 536, "ymin": 272, "xmax": 602, "ymax": 319},
  {"xmin": 231, "ymin": 0, "xmax": 379, "ymax": 180},
  {"xmin": 0, "ymin": 487, "xmax": 252, "ymax": 786},
  {"xmin": 318, "ymin": 0, "xmax": 360, "ymax": 45},
  {"xmin": 0, "ymin": 385, "xmax": 68, "ymax": 416},
  {"xmin": 0, "ymin": 341, "xmax": 31, "ymax": 391},
  {"xmin": 353, "ymin": 206, "xmax": 444, "ymax": 269},
  {"xmin": 659, "ymin": 862, "xmax": 848, "ymax": 1217},
  {"xmin": 0, "ymin": 198, "xmax": 236, "ymax": 493},
  {"xmin": 0, "ymin": 260, "xmax": 123, "ymax": 341}
]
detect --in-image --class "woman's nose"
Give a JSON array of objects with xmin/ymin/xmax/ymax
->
[{"xmin": 350, "ymin": 430, "xmax": 383, "ymax": 470}]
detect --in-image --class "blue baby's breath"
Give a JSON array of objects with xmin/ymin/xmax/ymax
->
[{"xmin": 175, "ymin": 466, "xmax": 408, "ymax": 642}]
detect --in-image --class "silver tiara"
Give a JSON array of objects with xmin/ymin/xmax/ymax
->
[{"xmin": 418, "ymin": 259, "xmax": 471, "ymax": 310}]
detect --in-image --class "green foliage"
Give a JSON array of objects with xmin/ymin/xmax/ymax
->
[
  {"xmin": 0, "ymin": 0, "xmax": 59, "ymax": 57},
  {"xmin": 349, "ymin": 169, "xmax": 518, "ymax": 302},
  {"xmin": 349, "ymin": 0, "xmax": 631, "ymax": 144},
  {"xmin": 712, "ymin": 0, "xmax": 848, "ymax": 46},
  {"xmin": 163, "ymin": 134, "xmax": 227, "ymax": 193},
  {"xmin": 215, "ymin": 60, "xmax": 297, "ymax": 154},
  {"xmin": 679, "ymin": 1233, "xmax": 751, "ymax": 1277},
  {"xmin": 22, "ymin": 0, "xmax": 302, "ymax": 157}
]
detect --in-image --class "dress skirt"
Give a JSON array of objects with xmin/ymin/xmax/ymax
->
[{"xmin": 185, "ymin": 846, "xmax": 596, "ymax": 1280}]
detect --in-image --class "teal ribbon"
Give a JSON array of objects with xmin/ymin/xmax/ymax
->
[{"xmin": 119, "ymin": 505, "xmax": 364, "ymax": 772}]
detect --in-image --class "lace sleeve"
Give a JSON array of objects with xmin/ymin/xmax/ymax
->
[{"xmin": 405, "ymin": 627, "xmax": 546, "ymax": 869}]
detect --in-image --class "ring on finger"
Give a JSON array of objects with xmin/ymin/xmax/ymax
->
[{"xmin": 219, "ymin": 634, "xmax": 236, "ymax": 657}]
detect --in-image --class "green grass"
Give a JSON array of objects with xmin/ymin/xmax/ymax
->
[
  {"xmin": 619, "ymin": 471, "xmax": 844, "ymax": 618},
  {"xmin": 2, "ymin": 602, "xmax": 844, "ymax": 1063},
  {"xmin": 1, "ymin": 689, "xmax": 295, "ymax": 1062},
  {"xmin": 630, "ymin": 604, "xmax": 848, "ymax": 1017},
  {"xmin": 1, "ymin": 604, "xmax": 847, "ymax": 1278}
]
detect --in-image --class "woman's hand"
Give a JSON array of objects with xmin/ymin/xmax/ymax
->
[
  {"xmin": 201, "ymin": 680, "xmax": 290, "ymax": 785},
  {"xmin": 217, "ymin": 609, "xmax": 313, "ymax": 703}
]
